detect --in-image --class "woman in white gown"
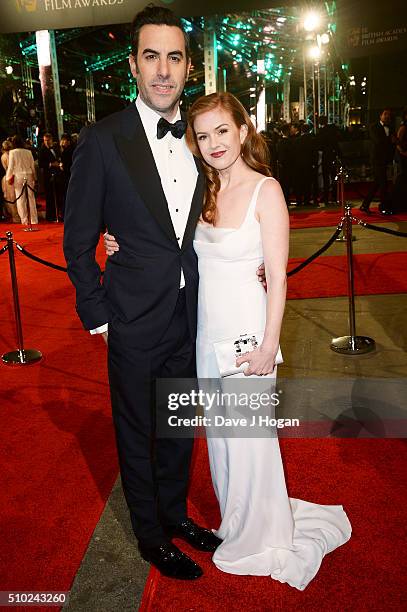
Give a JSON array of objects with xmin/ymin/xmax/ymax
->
[
  {"xmin": 104, "ymin": 92, "xmax": 351, "ymax": 591},
  {"xmin": 186, "ymin": 92, "xmax": 351, "ymax": 590}
]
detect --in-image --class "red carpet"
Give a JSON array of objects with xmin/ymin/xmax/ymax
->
[
  {"xmin": 0, "ymin": 222, "xmax": 118, "ymax": 594},
  {"xmin": 0, "ymin": 222, "xmax": 406, "ymax": 609},
  {"xmin": 140, "ymin": 437, "xmax": 406, "ymax": 611},
  {"xmin": 287, "ymin": 251, "xmax": 407, "ymax": 299},
  {"xmin": 289, "ymin": 206, "xmax": 407, "ymax": 229}
]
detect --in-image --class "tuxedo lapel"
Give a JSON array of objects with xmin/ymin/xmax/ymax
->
[
  {"xmin": 181, "ymin": 157, "xmax": 205, "ymax": 251},
  {"xmin": 114, "ymin": 105, "xmax": 178, "ymax": 245}
]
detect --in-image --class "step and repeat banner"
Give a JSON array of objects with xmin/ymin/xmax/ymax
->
[
  {"xmin": 337, "ymin": 0, "xmax": 407, "ymax": 58},
  {"xmin": 0, "ymin": 0, "xmax": 294, "ymax": 33}
]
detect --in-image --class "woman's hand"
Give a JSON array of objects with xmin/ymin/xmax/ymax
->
[
  {"xmin": 235, "ymin": 344, "xmax": 278, "ymax": 376},
  {"xmin": 104, "ymin": 232, "xmax": 119, "ymax": 256}
]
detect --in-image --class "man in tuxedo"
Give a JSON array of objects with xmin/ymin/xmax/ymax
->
[
  {"xmin": 360, "ymin": 108, "xmax": 396, "ymax": 214},
  {"xmin": 38, "ymin": 133, "xmax": 61, "ymax": 221},
  {"xmin": 63, "ymin": 6, "xmax": 219, "ymax": 580},
  {"xmin": 317, "ymin": 116, "xmax": 340, "ymax": 206}
]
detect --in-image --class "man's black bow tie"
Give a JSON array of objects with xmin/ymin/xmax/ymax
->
[{"xmin": 157, "ymin": 117, "xmax": 187, "ymax": 140}]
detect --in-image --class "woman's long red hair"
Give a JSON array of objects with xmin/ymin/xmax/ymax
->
[{"xmin": 186, "ymin": 92, "xmax": 272, "ymax": 224}]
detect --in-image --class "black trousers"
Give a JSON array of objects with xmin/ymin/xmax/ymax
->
[
  {"xmin": 362, "ymin": 164, "xmax": 389, "ymax": 209},
  {"xmin": 278, "ymin": 165, "xmax": 291, "ymax": 205},
  {"xmin": 44, "ymin": 176, "xmax": 57, "ymax": 221},
  {"xmin": 322, "ymin": 155, "xmax": 337, "ymax": 204},
  {"xmin": 107, "ymin": 289, "xmax": 196, "ymax": 547}
]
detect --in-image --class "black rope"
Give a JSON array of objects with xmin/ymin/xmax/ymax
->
[
  {"xmin": 14, "ymin": 241, "xmax": 105, "ymax": 276},
  {"xmin": 287, "ymin": 222, "xmax": 344, "ymax": 277},
  {"xmin": 0, "ymin": 244, "xmax": 8, "ymax": 256},
  {"xmin": 353, "ymin": 218, "xmax": 407, "ymax": 238},
  {"xmin": 11, "ymin": 218, "xmax": 345, "ymax": 279},
  {"xmin": 26, "ymin": 183, "xmax": 37, "ymax": 194},
  {"xmin": 6, "ymin": 211, "xmax": 403, "ymax": 282},
  {"xmin": 14, "ymin": 242, "xmax": 68, "ymax": 272},
  {"xmin": 3, "ymin": 189, "xmax": 27, "ymax": 205},
  {"xmin": 3, "ymin": 181, "xmax": 37, "ymax": 204}
]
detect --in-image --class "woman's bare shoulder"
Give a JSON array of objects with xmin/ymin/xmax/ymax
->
[
  {"xmin": 256, "ymin": 177, "xmax": 287, "ymax": 217},
  {"xmin": 258, "ymin": 176, "xmax": 283, "ymax": 199}
]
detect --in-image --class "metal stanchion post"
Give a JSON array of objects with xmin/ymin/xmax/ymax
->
[
  {"xmin": 23, "ymin": 179, "xmax": 39, "ymax": 233},
  {"xmin": 336, "ymin": 160, "xmax": 355, "ymax": 242},
  {"xmin": 331, "ymin": 204, "xmax": 375, "ymax": 355},
  {"xmin": 1, "ymin": 232, "xmax": 42, "ymax": 365}
]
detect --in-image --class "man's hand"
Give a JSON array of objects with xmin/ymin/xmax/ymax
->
[
  {"xmin": 256, "ymin": 262, "xmax": 267, "ymax": 292},
  {"xmin": 102, "ymin": 331, "xmax": 108, "ymax": 344},
  {"xmin": 104, "ymin": 232, "xmax": 119, "ymax": 256}
]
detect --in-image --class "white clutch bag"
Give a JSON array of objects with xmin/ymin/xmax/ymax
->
[{"xmin": 213, "ymin": 331, "xmax": 283, "ymax": 378}]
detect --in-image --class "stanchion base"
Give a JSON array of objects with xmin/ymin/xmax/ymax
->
[
  {"xmin": 330, "ymin": 335, "xmax": 376, "ymax": 355},
  {"xmin": 23, "ymin": 226, "xmax": 39, "ymax": 232},
  {"xmin": 2, "ymin": 348, "xmax": 42, "ymax": 365}
]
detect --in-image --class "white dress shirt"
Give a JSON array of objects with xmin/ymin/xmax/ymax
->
[
  {"xmin": 380, "ymin": 121, "xmax": 390, "ymax": 138},
  {"xmin": 90, "ymin": 96, "xmax": 198, "ymax": 335}
]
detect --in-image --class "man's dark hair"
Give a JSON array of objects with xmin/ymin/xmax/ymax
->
[
  {"xmin": 11, "ymin": 134, "xmax": 25, "ymax": 148},
  {"xmin": 280, "ymin": 124, "xmax": 291, "ymax": 137},
  {"xmin": 130, "ymin": 4, "xmax": 190, "ymax": 59}
]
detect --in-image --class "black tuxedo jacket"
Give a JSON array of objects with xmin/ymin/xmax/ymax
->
[
  {"xmin": 39, "ymin": 145, "xmax": 60, "ymax": 176},
  {"xmin": 63, "ymin": 104, "xmax": 205, "ymax": 349},
  {"xmin": 369, "ymin": 122, "xmax": 395, "ymax": 166}
]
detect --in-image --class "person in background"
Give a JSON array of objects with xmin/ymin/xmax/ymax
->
[
  {"xmin": 25, "ymin": 138, "xmax": 38, "ymax": 161},
  {"xmin": 396, "ymin": 107, "xmax": 407, "ymax": 177},
  {"xmin": 1, "ymin": 140, "xmax": 19, "ymax": 223},
  {"xmin": 389, "ymin": 106, "xmax": 407, "ymax": 212},
  {"xmin": 318, "ymin": 116, "xmax": 340, "ymax": 206},
  {"xmin": 276, "ymin": 123, "xmax": 292, "ymax": 206},
  {"xmin": 59, "ymin": 133, "xmax": 75, "ymax": 220},
  {"xmin": 296, "ymin": 123, "xmax": 319, "ymax": 207},
  {"xmin": 5, "ymin": 134, "xmax": 38, "ymax": 225},
  {"xmin": 38, "ymin": 133, "xmax": 61, "ymax": 221},
  {"xmin": 360, "ymin": 108, "xmax": 396, "ymax": 215},
  {"xmin": 289, "ymin": 122, "xmax": 307, "ymax": 206}
]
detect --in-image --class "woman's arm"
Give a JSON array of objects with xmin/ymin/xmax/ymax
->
[
  {"xmin": 236, "ymin": 178, "xmax": 289, "ymax": 376},
  {"xmin": 5, "ymin": 150, "xmax": 14, "ymax": 182},
  {"xmin": 259, "ymin": 178, "xmax": 289, "ymax": 350}
]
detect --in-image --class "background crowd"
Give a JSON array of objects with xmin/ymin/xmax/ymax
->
[
  {"xmin": 262, "ymin": 107, "xmax": 407, "ymax": 214},
  {"xmin": 0, "ymin": 131, "xmax": 77, "ymax": 225},
  {"xmin": 1, "ymin": 106, "xmax": 406, "ymax": 225}
]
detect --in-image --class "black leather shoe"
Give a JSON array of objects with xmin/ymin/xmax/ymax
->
[
  {"xmin": 359, "ymin": 204, "xmax": 371, "ymax": 215},
  {"xmin": 165, "ymin": 518, "xmax": 222, "ymax": 552},
  {"xmin": 138, "ymin": 541, "xmax": 203, "ymax": 580}
]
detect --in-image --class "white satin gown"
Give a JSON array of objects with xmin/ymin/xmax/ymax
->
[{"xmin": 193, "ymin": 176, "xmax": 351, "ymax": 590}]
